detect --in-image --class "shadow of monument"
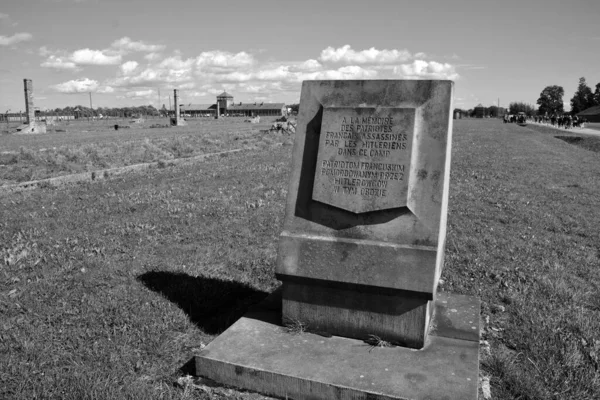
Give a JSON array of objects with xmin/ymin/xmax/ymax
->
[{"xmin": 138, "ymin": 271, "xmax": 269, "ymax": 335}]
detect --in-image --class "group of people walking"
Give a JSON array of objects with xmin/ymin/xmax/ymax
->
[
  {"xmin": 504, "ymin": 113, "xmax": 589, "ymax": 129},
  {"xmin": 536, "ymin": 114, "xmax": 588, "ymax": 129},
  {"xmin": 503, "ymin": 114, "xmax": 528, "ymax": 124}
]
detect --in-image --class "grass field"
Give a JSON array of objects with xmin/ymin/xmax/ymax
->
[
  {"xmin": 0, "ymin": 117, "xmax": 291, "ymax": 186},
  {"xmin": 1, "ymin": 119, "xmax": 599, "ymax": 399}
]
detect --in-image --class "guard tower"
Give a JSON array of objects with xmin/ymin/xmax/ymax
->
[{"xmin": 216, "ymin": 91, "xmax": 234, "ymax": 116}]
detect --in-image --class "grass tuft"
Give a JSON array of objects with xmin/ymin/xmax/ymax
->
[
  {"xmin": 364, "ymin": 334, "xmax": 395, "ymax": 349},
  {"xmin": 283, "ymin": 318, "xmax": 307, "ymax": 335}
]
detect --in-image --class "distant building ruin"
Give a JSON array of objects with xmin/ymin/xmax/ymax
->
[
  {"xmin": 170, "ymin": 89, "xmax": 187, "ymax": 126},
  {"xmin": 16, "ymin": 79, "xmax": 46, "ymax": 134},
  {"xmin": 179, "ymin": 92, "xmax": 286, "ymax": 118},
  {"xmin": 577, "ymin": 105, "xmax": 600, "ymax": 123}
]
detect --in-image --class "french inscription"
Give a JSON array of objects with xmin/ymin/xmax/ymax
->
[{"xmin": 312, "ymin": 107, "xmax": 415, "ymax": 213}]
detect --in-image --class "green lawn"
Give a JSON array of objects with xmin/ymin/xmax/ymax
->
[
  {"xmin": 1, "ymin": 119, "xmax": 599, "ymax": 399},
  {"xmin": 0, "ymin": 118, "xmax": 290, "ymax": 185}
]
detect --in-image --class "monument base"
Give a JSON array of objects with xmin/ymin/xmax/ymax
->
[
  {"xmin": 15, "ymin": 123, "xmax": 46, "ymax": 134},
  {"xmin": 281, "ymin": 280, "xmax": 433, "ymax": 349},
  {"xmin": 194, "ymin": 289, "xmax": 480, "ymax": 400}
]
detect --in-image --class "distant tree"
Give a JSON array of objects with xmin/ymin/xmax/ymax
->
[
  {"xmin": 537, "ymin": 85, "xmax": 564, "ymax": 115},
  {"xmin": 509, "ymin": 102, "xmax": 536, "ymax": 116},
  {"xmin": 486, "ymin": 106, "xmax": 506, "ymax": 117},
  {"xmin": 288, "ymin": 103, "xmax": 299, "ymax": 113},
  {"xmin": 593, "ymin": 83, "xmax": 600, "ymax": 107},
  {"xmin": 570, "ymin": 77, "xmax": 594, "ymax": 115}
]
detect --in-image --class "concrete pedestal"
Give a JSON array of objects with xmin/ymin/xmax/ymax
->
[{"xmin": 194, "ymin": 289, "xmax": 480, "ymax": 400}]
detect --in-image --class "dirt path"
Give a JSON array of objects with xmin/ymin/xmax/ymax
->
[{"xmin": 526, "ymin": 121, "xmax": 600, "ymax": 137}]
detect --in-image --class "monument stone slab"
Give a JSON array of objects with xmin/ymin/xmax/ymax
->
[{"xmin": 276, "ymin": 80, "xmax": 454, "ymax": 348}]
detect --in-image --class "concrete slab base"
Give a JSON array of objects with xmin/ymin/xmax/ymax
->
[{"xmin": 194, "ymin": 290, "xmax": 480, "ymax": 400}]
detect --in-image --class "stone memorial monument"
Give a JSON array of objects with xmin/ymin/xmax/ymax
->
[
  {"xmin": 16, "ymin": 79, "xmax": 46, "ymax": 134},
  {"xmin": 195, "ymin": 80, "xmax": 480, "ymax": 400}
]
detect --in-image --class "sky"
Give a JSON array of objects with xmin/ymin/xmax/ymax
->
[{"xmin": 1, "ymin": 0, "xmax": 599, "ymax": 113}]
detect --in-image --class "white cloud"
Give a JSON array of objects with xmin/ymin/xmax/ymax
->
[
  {"xmin": 213, "ymin": 71, "xmax": 253, "ymax": 82},
  {"xmin": 120, "ymin": 60, "xmax": 139, "ymax": 75},
  {"xmin": 52, "ymin": 78, "xmax": 99, "ymax": 93},
  {"xmin": 0, "ymin": 13, "xmax": 9, "ymax": 20},
  {"xmin": 70, "ymin": 48, "xmax": 121, "ymax": 65},
  {"xmin": 236, "ymin": 82, "xmax": 283, "ymax": 94},
  {"xmin": 196, "ymin": 50, "xmax": 255, "ymax": 71},
  {"xmin": 111, "ymin": 37, "xmax": 165, "ymax": 54},
  {"xmin": 319, "ymin": 45, "xmax": 411, "ymax": 64},
  {"xmin": 38, "ymin": 46, "xmax": 52, "ymax": 56},
  {"xmin": 178, "ymin": 82, "xmax": 196, "ymax": 89},
  {"xmin": 97, "ymin": 86, "xmax": 115, "ymax": 93},
  {"xmin": 41, "ymin": 46, "xmax": 122, "ymax": 70},
  {"xmin": 159, "ymin": 55, "xmax": 194, "ymax": 70},
  {"xmin": 41, "ymin": 55, "xmax": 79, "ymax": 70},
  {"xmin": 297, "ymin": 65, "xmax": 378, "ymax": 81},
  {"xmin": 109, "ymin": 54, "xmax": 194, "ymax": 87},
  {"xmin": 394, "ymin": 60, "xmax": 458, "ymax": 80},
  {"xmin": 0, "ymin": 32, "xmax": 33, "ymax": 46},
  {"xmin": 293, "ymin": 59, "xmax": 322, "ymax": 72},
  {"xmin": 58, "ymin": 44, "xmax": 458, "ymax": 104},
  {"xmin": 124, "ymin": 89, "xmax": 155, "ymax": 99},
  {"xmin": 255, "ymin": 66, "xmax": 291, "ymax": 81},
  {"xmin": 187, "ymin": 91, "xmax": 208, "ymax": 98},
  {"xmin": 193, "ymin": 62, "xmax": 379, "ymax": 94},
  {"xmin": 144, "ymin": 52, "xmax": 162, "ymax": 61}
]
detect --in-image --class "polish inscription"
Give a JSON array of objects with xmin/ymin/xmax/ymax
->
[{"xmin": 312, "ymin": 107, "xmax": 414, "ymax": 213}]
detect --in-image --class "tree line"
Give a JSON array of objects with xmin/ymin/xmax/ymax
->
[
  {"xmin": 37, "ymin": 105, "xmax": 161, "ymax": 118},
  {"xmin": 453, "ymin": 106, "xmax": 506, "ymax": 118},
  {"xmin": 506, "ymin": 77, "xmax": 600, "ymax": 117},
  {"xmin": 536, "ymin": 77, "xmax": 600, "ymax": 116}
]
